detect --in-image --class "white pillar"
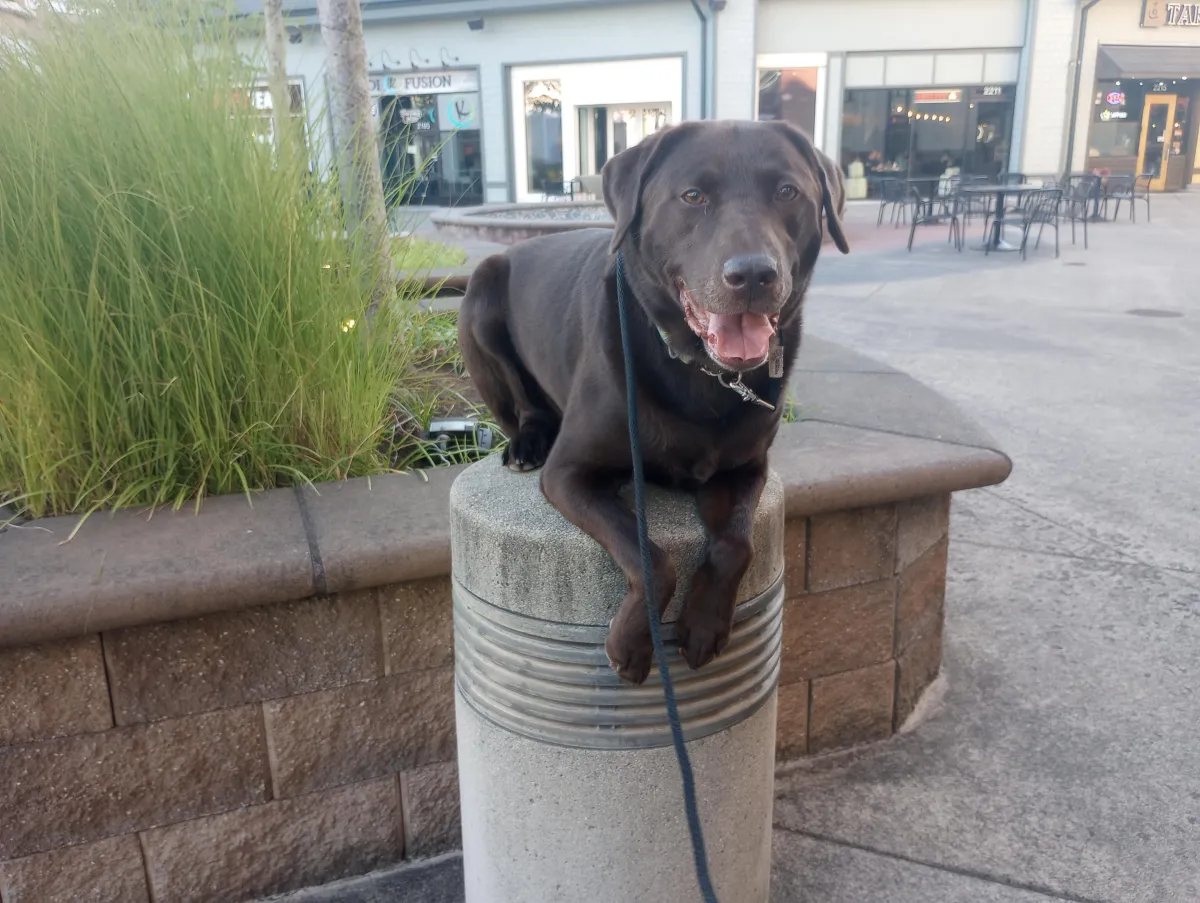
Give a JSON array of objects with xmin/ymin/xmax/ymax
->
[
  {"xmin": 714, "ymin": 0, "xmax": 758, "ymax": 119},
  {"xmin": 1018, "ymin": 0, "xmax": 1080, "ymax": 174},
  {"xmin": 450, "ymin": 460, "xmax": 784, "ymax": 902}
]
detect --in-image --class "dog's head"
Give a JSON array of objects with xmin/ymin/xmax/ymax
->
[{"xmin": 602, "ymin": 120, "xmax": 849, "ymax": 373}]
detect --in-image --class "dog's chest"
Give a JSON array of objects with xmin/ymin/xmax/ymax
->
[{"xmin": 642, "ymin": 412, "xmax": 766, "ymax": 488}]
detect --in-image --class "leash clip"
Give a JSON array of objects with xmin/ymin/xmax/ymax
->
[{"xmin": 716, "ymin": 372, "xmax": 775, "ymax": 411}]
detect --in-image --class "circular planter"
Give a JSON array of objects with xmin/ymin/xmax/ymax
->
[{"xmin": 430, "ymin": 202, "xmax": 613, "ymax": 246}]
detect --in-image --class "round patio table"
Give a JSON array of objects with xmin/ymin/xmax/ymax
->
[{"xmin": 959, "ymin": 183, "xmax": 1045, "ymax": 252}]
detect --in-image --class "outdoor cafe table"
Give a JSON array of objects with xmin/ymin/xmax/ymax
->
[{"xmin": 959, "ymin": 183, "xmax": 1045, "ymax": 252}]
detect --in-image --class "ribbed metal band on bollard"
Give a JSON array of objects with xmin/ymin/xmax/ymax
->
[{"xmin": 453, "ymin": 571, "xmax": 784, "ymax": 750}]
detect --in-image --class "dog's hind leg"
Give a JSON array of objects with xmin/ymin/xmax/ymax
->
[{"xmin": 458, "ymin": 255, "xmax": 560, "ymax": 471}]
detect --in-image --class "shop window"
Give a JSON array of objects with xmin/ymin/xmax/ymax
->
[
  {"xmin": 524, "ymin": 79, "xmax": 563, "ymax": 195},
  {"xmin": 610, "ymin": 106, "xmax": 669, "ymax": 156},
  {"xmin": 249, "ymin": 82, "xmax": 307, "ymax": 155},
  {"xmin": 378, "ymin": 90, "xmax": 483, "ymax": 207},
  {"xmin": 1087, "ymin": 80, "xmax": 1146, "ymax": 174},
  {"xmin": 840, "ymin": 85, "xmax": 1015, "ymax": 190},
  {"xmin": 757, "ymin": 68, "xmax": 819, "ymax": 137}
]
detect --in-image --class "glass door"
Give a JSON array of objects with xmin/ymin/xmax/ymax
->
[
  {"xmin": 1137, "ymin": 95, "xmax": 1177, "ymax": 191},
  {"xmin": 607, "ymin": 105, "xmax": 671, "ymax": 159}
]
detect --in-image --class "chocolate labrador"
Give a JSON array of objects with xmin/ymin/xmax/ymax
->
[{"xmin": 458, "ymin": 120, "xmax": 849, "ymax": 683}]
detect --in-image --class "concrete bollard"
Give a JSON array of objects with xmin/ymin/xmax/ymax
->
[{"xmin": 449, "ymin": 458, "xmax": 785, "ymax": 902}]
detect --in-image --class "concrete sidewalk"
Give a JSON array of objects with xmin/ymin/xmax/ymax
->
[
  {"xmin": 780, "ymin": 192, "xmax": 1200, "ymax": 902},
  {"xmin": 298, "ymin": 195, "xmax": 1199, "ymax": 903}
]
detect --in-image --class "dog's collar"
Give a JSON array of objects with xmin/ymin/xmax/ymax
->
[{"xmin": 653, "ymin": 325, "xmax": 781, "ymax": 411}]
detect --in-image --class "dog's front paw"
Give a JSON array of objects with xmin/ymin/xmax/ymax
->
[
  {"xmin": 605, "ymin": 605, "xmax": 655, "ymax": 685},
  {"xmin": 502, "ymin": 415, "xmax": 557, "ymax": 472},
  {"xmin": 676, "ymin": 607, "xmax": 732, "ymax": 671}
]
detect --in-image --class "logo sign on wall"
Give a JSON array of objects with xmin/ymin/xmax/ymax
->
[
  {"xmin": 1107, "ymin": 91, "xmax": 1126, "ymax": 105},
  {"xmin": 1142, "ymin": 0, "xmax": 1200, "ymax": 26},
  {"xmin": 437, "ymin": 92, "xmax": 479, "ymax": 131}
]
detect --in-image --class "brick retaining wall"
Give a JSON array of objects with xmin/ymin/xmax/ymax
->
[
  {"xmin": 0, "ymin": 337, "xmax": 1006, "ymax": 902},
  {"xmin": 0, "ymin": 495, "xmax": 949, "ymax": 903}
]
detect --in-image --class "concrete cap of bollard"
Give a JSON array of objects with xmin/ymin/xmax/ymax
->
[{"xmin": 448, "ymin": 458, "xmax": 785, "ymax": 626}]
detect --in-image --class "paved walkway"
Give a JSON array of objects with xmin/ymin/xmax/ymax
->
[
  {"xmin": 292, "ymin": 194, "xmax": 1199, "ymax": 903},
  {"xmin": 779, "ymin": 192, "xmax": 1200, "ymax": 902}
]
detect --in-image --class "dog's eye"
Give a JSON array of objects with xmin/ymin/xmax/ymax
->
[
  {"xmin": 776, "ymin": 184, "xmax": 799, "ymax": 202},
  {"xmin": 680, "ymin": 189, "xmax": 706, "ymax": 205}
]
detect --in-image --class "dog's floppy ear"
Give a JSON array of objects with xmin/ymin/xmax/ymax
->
[
  {"xmin": 765, "ymin": 121, "xmax": 850, "ymax": 255},
  {"xmin": 601, "ymin": 122, "xmax": 695, "ymax": 255}
]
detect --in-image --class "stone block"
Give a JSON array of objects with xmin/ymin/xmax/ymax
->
[
  {"xmin": 780, "ymin": 579, "xmax": 895, "ymax": 683},
  {"xmin": 104, "ymin": 591, "xmax": 380, "ymax": 725},
  {"xmin": 806, "ymin": 505, "xmax": 897, "ymax": 593},
  {"xmin": 401, "ymin": 760, "xmax": 461, "ymax": 858},
  {"xmin": 809, "ymin": 661, "xmax": 896, "ymax": 754},
  {"xmin": 264, "ymin": 668, "xmax": 455, "ymax": 799},
  {"xmin": 0, "ymin": 706, "xmax": 268, "ymax": 860},
  {"xmin": 781, "ymin": 518, "xmax": 806, "ymax": 599},
  {"xmin": 140, "ymin": 777, "xmax": 403, "ymax": 903},
  {"xmin": 896, "ymin": 494, "xmax": 950, "ymax": 571},
  {"xmin": 298, "ymin": 468, "xmax": 464, "ymax": 593},
  {"xmin": 775, "ymin": 680, "xmax": 810, "ymax": 761},
  {"xmin": 381, "ymin": 577, "xmax": 454, "ymax": 675},
  {"xmin": 896, "ymin": 612, "xmax": 944, "ymax": 728},
  {"xmin": 0, "ymin": 834, "xmax": 149, "ymax": 903},
  {"xmin": 897, "ymin": 536, "xmax": 948, "ymax": 652},
  {"xmin": 0, "ymin": 487, "xmax": 314, "ymax": 648},
  {"xmin": 0, "ymin": 635, "xmax": 112, "ymax": 745}
]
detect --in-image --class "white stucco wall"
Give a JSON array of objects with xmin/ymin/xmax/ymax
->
[
  {"xmin": 755, "ymin": 0, "xmax": 1028, "ymax": 54},
  {"xmin": 1017, "ymin": 0, "xmax": 1078, "ymax": 175},
  {"xmin": 248, "ymin": 1, "xmax": 702, "ymax": 203}
]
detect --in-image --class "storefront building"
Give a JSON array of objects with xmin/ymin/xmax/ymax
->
[
  {"xmin": 751, "ymin": 0, "xmax": 1030, "ymax": 189},
  {"xmin": 243, "ymin": 0, "xmax": 703, "ymax": 206},
  {"xmin": 370, "ymin": 68, "xmax": 484, "ymax": 206},
  {"xmin": 1069, "ymin": 0, "xmax": 1200, "ymax": 190},
  {"xmin": 244, "ymin": 0, "xmax": 1200, "ymax": 206}
]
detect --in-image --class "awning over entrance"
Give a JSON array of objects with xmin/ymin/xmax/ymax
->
[{"xmin": 1097, "ymin": 44, "xmax": 1200, "ymax": 79}]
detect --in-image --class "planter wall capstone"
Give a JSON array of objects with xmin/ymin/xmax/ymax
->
[{"xmin": 0, "ymin": 338, "xmax": 1011, "ymax": 903}]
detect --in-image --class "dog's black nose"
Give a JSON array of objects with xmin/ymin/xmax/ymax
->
[{"xmin": 722, "ymin": 254, "xmax": 779, "ymax": 294}]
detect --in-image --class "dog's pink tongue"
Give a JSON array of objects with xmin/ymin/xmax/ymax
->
[{"xmin": 708, "ymin": 313, "xmax": 774, "ymax": 361}]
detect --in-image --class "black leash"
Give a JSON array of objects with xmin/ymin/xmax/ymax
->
[{"xmin": 614, "ymin": 250, "xmax": 719, "ymax": 903}]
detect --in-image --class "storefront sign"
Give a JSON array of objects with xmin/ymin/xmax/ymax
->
[
  {"xmin": 1142, "ymin": 0, "xmax": 1200, "ymax": 26},
  {"xmin": 1106, "ymin": 91, "xmax": 1126, "ymax": 105},
  {"xmin": 369, "ymin": 69, "xmax": 480, "ymax": 96},
  {"xmin": 1100, "ymin": 109, "xmax": 1129, "ymax": 121},
  {"xmin": 970, "ymin": 85, "xmax": 1013, "ymax": 102},
  {"xmin": 912, "ymin": 89, "xmax": 962, "ymax": 104}
]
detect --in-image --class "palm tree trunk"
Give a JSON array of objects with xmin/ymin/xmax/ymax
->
[
  {"xmin": 263, "ymin": 0, "xmax": 293, "ymax": 157},
  {"xmin": 316, "ymin": 0, "xmax": 389, "ymax": 311}
]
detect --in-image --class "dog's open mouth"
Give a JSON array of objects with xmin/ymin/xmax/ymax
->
[{"xmin": 678, "ymin": 285, "xmax": 778, "ymax": 370}]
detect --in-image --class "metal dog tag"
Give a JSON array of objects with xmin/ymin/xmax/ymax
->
[{"xmin": 768, "ymin": 333, "xmax": 784, "ymax": 379}]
